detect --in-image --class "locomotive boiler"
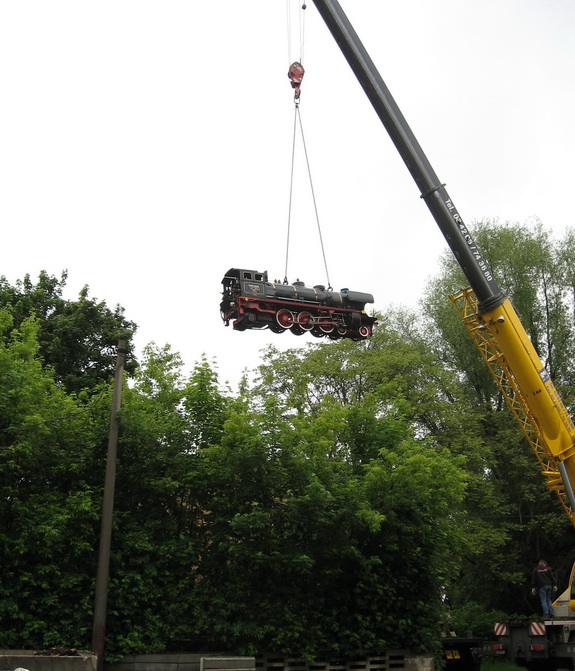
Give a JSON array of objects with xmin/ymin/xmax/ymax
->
[{"xmin": 220, "ymin": 268, "xmax": 377, "ymax": 339}]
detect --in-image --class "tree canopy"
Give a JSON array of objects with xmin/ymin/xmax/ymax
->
[
  {"xmin": 0, "ymin": 271, "xmax": 138, "ymax": 393},
  {"xmin": 2, "ymin": 222, "xmax": 575, "ymax": 658}
]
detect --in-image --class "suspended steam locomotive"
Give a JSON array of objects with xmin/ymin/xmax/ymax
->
[{"xmin": 220, "ymin": 268, "xmax": 377, "ymax": 340}]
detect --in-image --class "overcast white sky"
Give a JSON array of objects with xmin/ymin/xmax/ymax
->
[{"xmin": 2, "ymin": 1, "xmax": 574, "ymax": 389}]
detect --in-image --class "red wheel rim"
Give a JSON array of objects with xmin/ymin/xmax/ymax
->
[
  {"xmin": 276, "ymin": 309, "xmax": 294, "ymax": 329},
  {"xmin": 298, "ymin": 311, "xmax": 315, "ymax": 331}
]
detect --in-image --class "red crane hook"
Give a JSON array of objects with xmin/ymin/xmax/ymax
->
[{"xmin": 288, "ymin": 61, "xmax": 305, "ymax": 100}]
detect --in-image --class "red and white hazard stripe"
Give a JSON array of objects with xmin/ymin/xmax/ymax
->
[
  {"xmin": 530, "ymin": 621, "xmax": 546, "ymax": 636},
  {"xmin": 494, "ymin": 623, "xmax": 509, "ymax": 636}
]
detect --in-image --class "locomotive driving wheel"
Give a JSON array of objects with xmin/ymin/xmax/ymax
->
[
  {"xmin": 319, "ymin": 322, "xmax": 335, "ymax": 334},
  {"xmin": 276, "ymin": 309, "xmax": 295, "ymax": 329},
  {"xmin": 297, "ymin": 311, "xmax": 315, "ymax": 331}
]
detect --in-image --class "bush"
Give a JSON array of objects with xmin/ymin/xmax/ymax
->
[{"xmin": 448, "ymin": 602, "xmax": 508, "ymax": 640}]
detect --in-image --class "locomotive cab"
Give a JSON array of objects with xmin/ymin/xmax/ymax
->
[
  {"xmin": 220, "ymin": 268, "xmax": 270, "ymax": 329},
  {"xmin": 222, "ymin": 268, "xmax": 268, "ymax": 294}
]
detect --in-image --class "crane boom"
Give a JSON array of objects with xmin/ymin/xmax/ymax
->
[
  {"xmin": 310, "ymin": 0, "xmax": 575, "ymax": 544},
  {"xmin": 310, "ymin": 0, "xmax": 504, "ymax": 312}
]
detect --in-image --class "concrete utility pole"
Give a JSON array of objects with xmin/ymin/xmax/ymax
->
[{"xmin": 92, "ymin": 340, "xmax": 127, "ymax": 671}]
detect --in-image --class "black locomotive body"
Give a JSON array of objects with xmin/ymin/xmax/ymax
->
[{"xmin": 220, "ymin": 268, "xmax": 377, "ymax": 340}]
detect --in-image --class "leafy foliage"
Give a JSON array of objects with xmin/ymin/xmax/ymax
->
[
  {"xmin": 0, "ymin": 307, "xmax": 102, "ymax": 647},
  {"xmin": 425, "ymin": 219, "xmax": 575, "ymax": 406},
  {"xmin": 3, "ymin": 222, "xmax": 575, "ymax": 659},
  {"xmin": 0, "ymin": 271, "xmax": 138, "ymax": 392}
]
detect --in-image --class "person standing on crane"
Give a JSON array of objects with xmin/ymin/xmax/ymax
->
[{"xmin": 531, "ymin": 559, "xmax": 557, "ymax": 618}]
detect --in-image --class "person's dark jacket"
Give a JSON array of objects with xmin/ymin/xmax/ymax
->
[{"xmin": 532, "ymin": 564, "xmax": 555, "ymax": 588}]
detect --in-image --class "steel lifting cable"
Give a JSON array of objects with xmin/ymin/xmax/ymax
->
[
  {"xmin": 284, "ymin": 106, "xmax": 298, "ymax": 284},
  {"xmin": 285, "ymin": 1, "xmax": 306, "ymax": 67},
  {"xmin": 284, "ymin": 3, "xmax": 332, "ymax": 290},
  {"xmin": 298, "ymin": 2, "xmax": 306, "ymax": 64}
]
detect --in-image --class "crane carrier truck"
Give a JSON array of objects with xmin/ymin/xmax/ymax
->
[{"xmin": 309, "ymin": 1, "xmax": 575, "ymax": 669}]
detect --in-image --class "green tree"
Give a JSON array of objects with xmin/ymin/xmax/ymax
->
[
  {"xmin": 254, "ymin": 308, "xmax": 476, "ymax": 458},
  {"xmin": 0, "ymin": 307, "xmax": 102, "ymax": 648},
  {"xmin": 425, "ymin": 219, "xmax": 575, "ymax": 405},
  {"xmin": 206, "ymin": 322, "xmax": 471, "ymax": 655},
  {"xmin": 97, "ymin": 348, "xmax": 238, "ymax": 657},
  {"xmin": 0, "ymin": 271, "xmax": 138, "ymax": 393},
  {"xmin": 189, "ymin": 392, "xmax": 465, "ymax": 656}
]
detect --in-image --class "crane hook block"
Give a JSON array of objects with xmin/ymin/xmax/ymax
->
[{"xmin": 288, "ymin": 62, "xmax": 305, "ymax": 99}]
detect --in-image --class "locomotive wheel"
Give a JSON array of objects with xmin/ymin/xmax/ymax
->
[
  {"xmin": 298, "ymin": 311, "xmax": 315, "ymax": 331},
  {"xmin": 319, "ymin": 323, "xmax": 335, "ymax": 334},
  {"xmin": 358, "ymin": 326, "xmax": 370, "ymax": 338},
  {"xmin": 337, "ymin": 326, "xmax": 347, "ymax": 336},
  {"xmin": 276, "ymin": 309, "xmax": 295, "ymax": 329}
]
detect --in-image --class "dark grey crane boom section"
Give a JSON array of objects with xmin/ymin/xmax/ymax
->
[{"xmin": 310, "ymin": 0, "xmax": 505, "ymax": 313}]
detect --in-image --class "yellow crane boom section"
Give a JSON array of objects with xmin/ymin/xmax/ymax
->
[{"xmin": 451, "ymin": 288, "xmax": 575, "ymax": 528}]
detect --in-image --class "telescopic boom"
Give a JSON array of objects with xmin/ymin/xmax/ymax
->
[
  {"xmin": 311, "ymin": 0, "xmax": 505, "ymax": 313},
  {"xmin": 310, "ymin": 0, "xmax": 575, "ymax": 569}
]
